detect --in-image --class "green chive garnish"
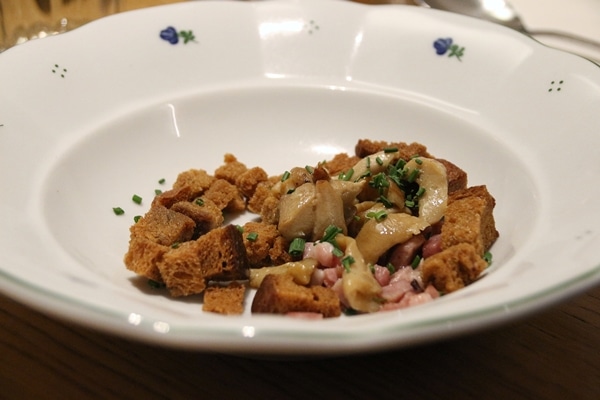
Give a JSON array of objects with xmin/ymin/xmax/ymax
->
[
  {"xmin": 366, "ymin": 210, "xmax": 388, "ymax": 222},
  {"xmin": 281, "ymin": 171, "xmax": 291, "ymax": 182},
  {"xmin": 246, "ymin": 232, "xmax": 258, "ymax": 241},
  {"xmin": 411, "ymin": 254, "xmax": 421, "ymax": 269},
  {"xmin": 113, "ymin": 207, "xmax": 125, "ymax": 216},
  {"xmin": 483, "ymin": 251, "xmax": 493, "ymax": 265},
  {"xmin": 342, "ymin": 255, "xmax": 355, "ymax": 272},
  {"xmin": 289, "ymin": 237, "xmax": 306, "ymax": 257},
  {"xmin": 132, "ymin": 194, "xmax": 142, "ymax": 204},
  {"xmin": 158, "ymin": 178, "xmax": 166, "ymax": 185},
  {"xmin": 133, "ymin": 215, "xmax": 142, "ymax": 223}
]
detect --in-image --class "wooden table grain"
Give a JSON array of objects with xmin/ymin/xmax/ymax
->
[{"xmin": 1, "ymin": 285, "xmax": 599, "ymax": 400}]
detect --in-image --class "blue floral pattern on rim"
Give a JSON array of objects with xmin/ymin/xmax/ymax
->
[
  {"xmin": 434, "ymin": 37, "xmax": 465, "ymax": 61},
  {"xmin": 160, "ymin": 26, "xmax": 197, "ymax": 45}
]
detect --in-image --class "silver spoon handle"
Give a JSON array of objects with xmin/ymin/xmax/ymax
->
[{"xmin": 527, "ymin": 29, "xmax": 600, "ymax": 52}]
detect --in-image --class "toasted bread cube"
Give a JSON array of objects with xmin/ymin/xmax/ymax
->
[
  {"xmin": 251, "ymin": 274, "xmax": 341, "ymax": 318},
  {"xmin": 203, "ymin": 282, "xmax": 246, "ymax": 315},
  {"xmin": 442, "ymin": 185, "xmax": 498, "ymax": 255},
  {"xmin": 171, "ymin": 198, "xmax": 224, "ymax": 238},
  {"xmin": 421, "ymin": 243, "xmax": 487, "ymax": 293},
  {"xmin": 123, "ymin": 238, "xmax": 169, "ymax": 282},
  {"xmin": 158, "ymin": 225, "xmax": 249, "ymax": 297}
]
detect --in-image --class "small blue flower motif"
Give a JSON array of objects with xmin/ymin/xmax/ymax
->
[
  {"xmin": 160, "ymin": 26, "xmax": 179, "ymax": 45},
  {"xmin": 434, "ymin": 38, "xmax": 453, "ymax": 55}
]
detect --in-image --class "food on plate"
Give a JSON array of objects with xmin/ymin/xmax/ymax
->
[{"xmin": 123, "ymin": 139, "xmax": 498, "ymax": 318}]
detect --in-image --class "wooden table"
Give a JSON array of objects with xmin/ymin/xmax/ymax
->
[{"xmin": 1, "ymin": 285, "xmax": 599, "ymax": 399}]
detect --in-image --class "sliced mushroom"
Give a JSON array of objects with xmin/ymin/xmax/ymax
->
[
  {"xmin": 277, "ymin": 182, "xmax": 316, "ymax": 240},
  {"xmin": 337, "ymin": 235, "xmax": 382, "ymax": 313},
  {"xmin": 351, "ymin": 150, "xmax": 398, "ymax": 181},
  {"xmin": 355, "ymin": 213, "xmax": 429, "ymax": 265},
  {"xmin": 405, "ymin": 158, "xmax": 448, "ymax": 225},
  {"xmin": 313, "ymin": 180, "xmax": 347, "ymax": 240},
  {"xmin": 249, "ymin": 258, "xmax": 318, "ymax": 288}
]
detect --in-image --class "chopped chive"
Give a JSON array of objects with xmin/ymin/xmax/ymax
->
[
  {"xmin": 411, "ymin": 254, "xmax": 421, "ymax": 269},
  {"xmin": 235, "ymin": 225, "xmax": 244, "ymax": 233},
  {"xmin": 133, "ymin": 215, "xmax": 142, "ymax": 223},
  {"xmin": 113, "ymin": 207, "xmax": 125, "ymax": 216},
  {"xmin": 375, "ymin": 156, "xmax": 384, "ymax": 166},
  {"xmin": 281, "ymin": 171, "xmax": 291, "ymax": 182},
  {"xmin": 332, "ymin": 247, "xmax": 344, "ymax": 258},
  {"xmin": 286, "ymin": 188, "xmax": 295, "ymax": 195},
  {"xmin": 407, "ymin": 168, "xmax": 420, "ymax": 183},
  {"xmin": 155, "ymin": 189, "xmax": 162, "ymax": 196},
  {"xmin": 246, "ymin": 232, "xmax": 258, "ymax": 241},
  {"xmin": 384, "ymin": 147, "xmax": 399, "ymax": 153},
  {"xmin": 378, "ymin": 195, "xmax": 393, "ymax": 208},
  {"xmin": 366, "ymin": 210, "xmax": 388, "ymax": 222},
  {"xmin": 483, "ymin": 251, "xmax": 493, "ymax": 265},
  {"xmin": 414, "ymin": 158, "xmax": 423, "ymax": 165},
  {"xmin": 171, "ymin": 242, "xmax": 180, "ymax": 249},
  {"xmin": 321, "ymin": 225, "xmax": 343, "ymax": 243},
  {"xmin": 339, "ymin": 168, "xmax": 354, "ymax": 181},
  {"xmin": 132, "ymin": 194, "xmax": 142, "ymax": 205},
  {"xmin": 341, "ymin": 255, "xmax": 355, "ymax": 272},
  {"xmin": 289, "ymin": 237, "xmax": 306, "ymax": 257},
  {"xmin": 305, "ymin": 165, "xmax": 314, "ymax": 174},
  {"xmin": 405, "ymin": 199, "xmax": 415, "ymax": 208},
  {"xmin": 385, "ymin": 263, "xmax": 395, "ymax": 273},
  {"xmin": 158, "ymin": 178, "xmax": 166, "ymax": 185},
  {"xmin": 415, "ymin": 187, "xmax": 426, "ymax": 198},
  {"xmin": 195, "ymin": 198, "xmax": 205, "ymax": 206}
]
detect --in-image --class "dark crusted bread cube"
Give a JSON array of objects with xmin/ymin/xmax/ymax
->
[
  {"xmin": 124, "ymin": 205, "xmax": 196, "ymax": 281},
  {"xmin": 251, "ymin": 274, "xmax": 341, "ymax": 318},
  {"xmin": 157, "ymin": 225, "xmax": 249, "ymax": 297},
  {"xmin": 441, "ymin": 185, "xmax": 498, "ymax": 256},
  {"xmin": 421, "ymin": 242, "xmax": 487, "ymax": 293}
]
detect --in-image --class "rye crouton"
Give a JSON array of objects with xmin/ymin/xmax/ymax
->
[
  {"xmin": 123, "ymin": 205, "xmax": 196, "ymax": 282},
  {"xmin": 172, "ymin": 169, "xmax": 214, "ymax": 198},
  {"xmin": 203, "ymin": 282, "xmax": 246, "ymax": 315},
  {"xmin": 354, "ymin": 139, "xmax": 433, "ymax": 159},
  {"xmin": 170, "ymin": 198, "xmax": 224, "ymax": 238},
  {"xmin": 204, "ymin": 179, "xmax": 246, "ymax": 212},
  {"xmin": 242, "ymin": 221, "xmax": 292, "ymax": 267},
  {"xmin": 323, "ymin": 153, "xmax": 360, "ymax": 176},
  {"xmin": 442, "ymin": 185, "xmax": 499, "ymax": 255},
  {"xmin": 436, "ymin": 159, "xmax": 468, "ymax": 194},
  {"xmin": 251, "ymin": 274, "xmax": 341, "ymax": 318},
  {"xmin": 235, "ymin": 166, "xmax": 269, "ymax": 199},
  {"xmin": 157, "ymin": 225, "xmax": 249, "ymax": 297},
  {"xmin": 123, "ymin": 238, "xmax": 169, "ymax": 283},
  {"xmin": 214, "ymin": 153, "xmax": 248, "ymax": 184},
  {"xmin": 421, "ymin": 243, "xmax": 488, "ymax": 293}
]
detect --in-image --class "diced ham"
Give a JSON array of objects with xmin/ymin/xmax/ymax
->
[
  {"xmin": 388, "ymin": 234, "xmax": 426, "ymax": 268},
  {"xmin": 303, "ymin": 241, "xmax": 338, "ymax": 268},
  {"xmin": 373, "ymin": 265, "xmax": 391, "ymax": 286},
  {"xmin": 322, "ymin": 267, "xmax": 341, "ymax": 287},
  {"xmin": 422, "ymin": 233, "xmax": 442, "ymax": 258},
  {"xmin": 380, "ymin": 279, "xmax": 413, "ymax": 302}
]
